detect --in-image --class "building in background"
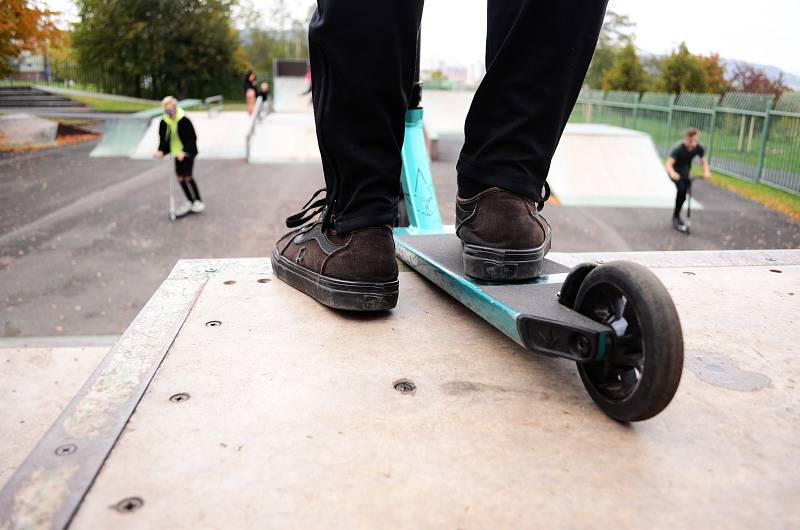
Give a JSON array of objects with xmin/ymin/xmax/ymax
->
[
  {"xmin": 421, "ymin": 59, "xmax": 485, "ymax": 90},
  {"xmin": 7, "ymin": 51, "xmax": 49, "ymax": 81}
]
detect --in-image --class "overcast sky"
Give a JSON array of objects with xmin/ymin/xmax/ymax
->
[
  {"xmin": 45, "ymin": 0, "xmax": 799, "ymax": 76},
  {"xmin": 421, "ymin": 0, "xmax": 799, "ymax": 76}
]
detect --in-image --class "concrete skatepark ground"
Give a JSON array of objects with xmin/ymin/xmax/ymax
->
[
  {"xmin": 2, "ymin": 135, "xmax": 798, "ymax": 337},
  {"xmin": 1, "ymin": 103, "xmax": 800, "ymax": 527}
]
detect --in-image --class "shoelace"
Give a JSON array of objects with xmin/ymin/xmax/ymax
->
[
  {"xmin": 535, "ymin": 182, "xmax": 551, "ymax": 211},
  {"xmin": 286, "ymin": 188, "xmax": 327, "ymax": 228}
]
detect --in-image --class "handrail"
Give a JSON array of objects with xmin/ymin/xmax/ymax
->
[
  {"xmin": 245, "ymin": 96, "xmax": 268, "ymax": 161},
  {"xmin": 204, "ymin": 95, "xmax": 224, "ymax": 118}
]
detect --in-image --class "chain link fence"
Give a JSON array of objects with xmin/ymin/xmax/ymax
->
[{"xmin": 571, "ymin": 89, "xmax": 800, "ymax": 195}]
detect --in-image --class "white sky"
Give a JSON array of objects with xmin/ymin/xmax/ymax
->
[
  {"xmin": 44, "ymin": 0, "xmax": 800, "ymax": 76},
  {"xmin": 421, "ymin": 0, "xmax": 799, "ymax": 76}
]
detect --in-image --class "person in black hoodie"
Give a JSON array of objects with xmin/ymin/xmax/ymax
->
[{"xmin": 155, "ymin": 96, "xmax": 205, "ymax": 216}]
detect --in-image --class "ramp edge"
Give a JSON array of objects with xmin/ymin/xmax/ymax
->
[{"xmin": 0, "ymin": 258, "xmax": 271, "ymax": 529}]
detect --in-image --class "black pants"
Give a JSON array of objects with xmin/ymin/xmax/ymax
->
[
  {"xmin": 673, "ymin": 176, "xmax": 691, "ymax": 218},
  {"xmin": 309, "ymin": 0, "xmax": 607, "ymax": 233}
]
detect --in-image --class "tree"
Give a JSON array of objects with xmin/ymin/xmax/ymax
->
[
  {"xmin": 237, "ymin": 0, "xmax": 310, "ymax": 78},
  {"xmin": 698, "ymin": 53, "xmax": 731, "ymax": 94},
  {"xmin": 602, "ymin": 40, "xmax": 647, "ymax": 92},
  {"xmin": 585, "ymin": 10, "xmax": 635, "ymax": 89},
  {"xmin": 72, "ymin": 0, "xmax": 239, "ymax": 99},
  {"xmin": 657, "ymin": 42, "xmax": 709, "ymax": 94},
  {"xmin": 585, "ymin": 45, "xmax": 616, "ymax": 90},
  {"xmin": 0, "ymin": 0, "xmax": 63, "ymax": 76},
  {"xmin": 429, "ymin": 69, "xmax": 448, "ymax": 82},
  {"xmin": 640, "ymin": 54, "xmax": 663, "ymax": 90},
  {"xmin": 730, "ymin": 63, "xmax": 788, "ymax": 96}
]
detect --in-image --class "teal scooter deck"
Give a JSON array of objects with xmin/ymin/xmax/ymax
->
[{"xmin": 394, "ymin": 233, "xmax": 612, "ymax": 361}]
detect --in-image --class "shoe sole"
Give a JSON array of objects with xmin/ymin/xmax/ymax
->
[
  {"xmin": 271, "ymin": 247, "xmax": 399, "ymax": 311},
  {"xmin": 462, "ymin": 234, "xmax": 552, "ymax": 282}
]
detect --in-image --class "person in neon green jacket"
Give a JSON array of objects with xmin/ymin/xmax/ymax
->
[{"xmin": 155, "ymin": 96, "xmax": 205, "ymax": 216}]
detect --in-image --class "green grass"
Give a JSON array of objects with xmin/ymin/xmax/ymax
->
[
  {"xmin": 0, "ymin": 79, "xmax": 104, "ymax": 92},
  {"xmin": 67, "ymin": 94, "xmax": 160, "ymax": 112},
  {"xmin": 696, "ymin": 169, "xmax": 800, "ymax": 220}
]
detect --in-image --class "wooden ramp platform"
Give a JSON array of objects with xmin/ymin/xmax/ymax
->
[{"xmin": 1, "ymin": 251, "xmax": 798, "ymax": 529}]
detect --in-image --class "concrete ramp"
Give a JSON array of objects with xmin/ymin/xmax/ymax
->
[
  {"xmin": 1, "ymin": 251, "xmax": 798, "ymax": 528},
  {"xmin": 417, "ymin": 91, "xmax": 687, "ymax": 209},
  {"xmin": 248, "ymin": 112, "xmax": 320, "ymax": 164},
  {"xmin": 0, "ymin": 113, "xmax": 58, "ymax": 148},
  {"xmin": 89, "ymin": 117, "xmax": 151, "ymax": 157},
  {"xmin": 421, "ymin": 89, "xmax": 474, "ymax": 135},
  {"xmin": 273, "ymin": 78, "xmax": 313, "ymax": 113},
  {"xmin": 130, "ymin": 111, "xmax": 251, "ymax": 160},
  {"xmin": 91, "ymin": 99, "xmax": 201, "ymax": 158},
  {"xmin": 1, "ymin": 344, "xmax": 110, "ymax": 487},
  {"xmin": 548, "ymin": 124, "xmax": 689, "ymax": 208}
]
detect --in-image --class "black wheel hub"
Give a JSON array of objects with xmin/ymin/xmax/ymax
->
[{"xmin": 578, "ymin": 283, "xmax": 645, "ymax": 402}]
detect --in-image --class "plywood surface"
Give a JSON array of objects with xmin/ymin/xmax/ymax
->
[{"xmin": 66, "ymin": 257, "xmax": 799, "ymax": 529}]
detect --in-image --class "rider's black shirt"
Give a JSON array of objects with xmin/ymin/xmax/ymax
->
[{"xmin": 669, "ymin": 142, "xmax": 705, "ymax": 178}]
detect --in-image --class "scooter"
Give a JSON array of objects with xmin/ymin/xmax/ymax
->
[{"xmin": 395, "ymin": 32, "xmax": 684, "ymax": 422}]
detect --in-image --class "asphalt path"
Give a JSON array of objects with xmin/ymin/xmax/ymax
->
[{"xmin": 2, "ymin": 136, "xmax": 798, "ymax": 337}]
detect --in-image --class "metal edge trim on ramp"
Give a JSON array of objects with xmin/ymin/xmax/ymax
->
[{"xmin": 0, "ymin": 268, "xmax": 207, "ymax": 529}]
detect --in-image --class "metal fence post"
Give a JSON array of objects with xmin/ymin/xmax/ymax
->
[
  {"xmin": 707, "ymin": 96, "xmax": 718, "ymax": 165},
  {"xmin": 665, "ymin": 94, "xmax": 677, "ymax": 146},
  {"xmin": 756, "ymin": 99, "xmax": 773, "ymax": 184},
  {"xmin": 632, "ymin": 92, "xmax": 640, "ymax": 129}
]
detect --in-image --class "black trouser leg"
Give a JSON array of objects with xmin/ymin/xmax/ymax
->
[
  {"xmin": 188, "ymin": 179, "xmax": 201, "ymax": 202},
  {"xmin": 309, "ymin": 0, "xmax": 424, "ymax": 233},
  {"xmin": 457, "ymin": 0, "xmax": 608, "ymax": 201},
  {"xmin": 673, "ymin": 178, "xmax": 689, "ymax": 218},
  {"xmin": 179, "ymin": 179, "xmax": 195, "ymax": 202}
]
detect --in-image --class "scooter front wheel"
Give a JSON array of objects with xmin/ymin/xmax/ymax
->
[{"xmin": 573, "ymin": 261, "xmax": 684, "ymax": 422}]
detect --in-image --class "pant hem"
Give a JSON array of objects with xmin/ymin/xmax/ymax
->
[
  {"xmin": 334, "ymin": 211, "xmax": 396, "ymax": 234},
  {"xmin": 456, "ymin": 156, "xmax": 547, "ymax": 202}
]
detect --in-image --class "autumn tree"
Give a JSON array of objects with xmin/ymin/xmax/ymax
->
[
  {"xmin": 698, "ymin": 53, "xmax": 731, "ymax": 94},
  {"xmin": 0, "ymin": 0, "xmax": 63, "ymax": 76},
  {"xmin": 657, "ymin": 42, "xmax": 709, "ymax": 94},
  {"xmin": 602, "ymin": 39, "xmax": 647, "ymax": 92},
  {"xmin": 730, "ymin": 63, "xmax": 788, "ymax": 96}
]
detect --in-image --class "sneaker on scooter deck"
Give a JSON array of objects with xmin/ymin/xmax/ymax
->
[
  {"xmin": 272, "ymin": 222, "xmax": 399, "ymax": 311},
  {"xmin": 456, "ymin": 187, "xmax": 552, "ymax": 282}
]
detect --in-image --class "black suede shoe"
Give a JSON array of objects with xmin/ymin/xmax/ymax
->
[
  {"xmin": 272, "ymin": 190, "xmax": 398, "ymax": 311},
  {"xmin": 455, "ymin": 187, "xmax": 552, "ymax": 281}
]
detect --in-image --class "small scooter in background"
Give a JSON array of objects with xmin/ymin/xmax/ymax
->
[{"xmin": 168, "ymin": 159, "xmax": 192, "ymax": 222}]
